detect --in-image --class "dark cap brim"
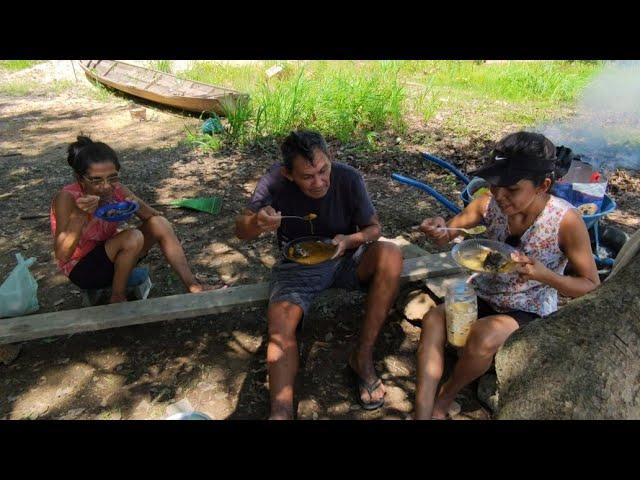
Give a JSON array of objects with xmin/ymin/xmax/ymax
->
[{"xmin": 469, "ymin": 163, "xmax": 528, "ymax": 187}]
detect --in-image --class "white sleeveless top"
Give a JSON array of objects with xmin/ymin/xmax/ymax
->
[{"xmin": 472, "ymin": 195, "xmax": 574, "ymax": 317}]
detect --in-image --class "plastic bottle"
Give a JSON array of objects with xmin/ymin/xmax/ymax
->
[{"xmin": 444, "ymin": 279, "xmax": 478, "ymax": 347}]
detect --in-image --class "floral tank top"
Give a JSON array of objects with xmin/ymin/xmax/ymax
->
[
  {"xmin": 472, "ymin": 195, "xmax": 574, "ymax": 317},
  {"xmin": 50, "ymin": 183, "xmax": 126, "ymax": 276}
]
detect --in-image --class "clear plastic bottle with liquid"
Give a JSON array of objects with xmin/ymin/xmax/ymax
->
[{"xmin": 444, "ymin": 279, "xmax": 478, "ymax": 347}]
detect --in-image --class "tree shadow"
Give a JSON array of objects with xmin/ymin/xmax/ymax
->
[{"xmin": 226, "ymin": 287, "xmax": 416, "ymax": 420}]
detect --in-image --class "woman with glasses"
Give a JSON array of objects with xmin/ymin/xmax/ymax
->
[
  {"xmin": 50, "ymin": 136, "xmax": 215, "ymax": 303},
  {"xmin": 414, "ymin": 131, "xmax": 600, "ymax": 419}
]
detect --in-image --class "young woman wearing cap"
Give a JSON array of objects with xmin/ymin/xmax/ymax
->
[
  {"xmin": 51, "ymin": 136, "xmax": 216, "ymax": 303},
  {"xmin": 414, "ymin": 131, "xmax": 600, "ymax": 420}
]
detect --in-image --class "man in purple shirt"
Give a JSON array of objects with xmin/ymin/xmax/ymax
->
[{"xmin": 235, "ymin": 130, "xmax": 403, "ymax": 419}]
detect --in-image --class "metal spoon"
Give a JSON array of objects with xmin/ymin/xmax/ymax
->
[
  {"xmin": 277, "ymin": 214, "xmax": 317, "ymax": 221},
  {"xmin": 436, "ymin": 225, "xmax": 487, "ymax": 235}
]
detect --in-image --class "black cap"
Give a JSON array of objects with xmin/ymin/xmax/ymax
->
[{"xmin": 469, "ymin": 152, "xmax": 556, "ymax": 187}]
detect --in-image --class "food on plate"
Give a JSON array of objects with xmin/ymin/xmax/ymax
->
[
  {"xmin": 287, "ymin": 240, "xmax": 337, "ymax": 265},
  {"xmin": 577, "ymin": 203, "xmax": 598, "ymax": 216},
  {"xmin": 458, "ymin": 246, "xmax": 516, "ymax": 273}
]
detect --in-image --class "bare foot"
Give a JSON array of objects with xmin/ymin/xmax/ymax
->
[
  {"xmin": 349, "ymin": 350, "xmax": 386, "ymax": 406},
  {"xmin": 268, "ymin": 407, "xmax": 294, "ymax": 420},
  {"xmin": 432, "ymin": 392, "xmax": 460, "ymax": 419},
  {"xmin": 188, "ymin": 283, "xmax": 228, "ymax": 293}
]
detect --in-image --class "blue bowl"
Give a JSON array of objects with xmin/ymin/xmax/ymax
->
[
  {"xmin": 461, "ymin": 177, "xmax": 489, "ymax": 206},
  {"xmin": 95, "ymin": 201, "xmax": 139, "ymax": 222},
  {"xmin": 166, "ymin": 412, "xmax": 212, "ymax": 420},
  {"xmin": 582, "ymin": 194, "xmax": 616, "ymax": 229}
]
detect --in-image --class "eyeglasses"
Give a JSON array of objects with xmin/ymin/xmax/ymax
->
[{"xmin": 82, "ymin": 174, "xmax": 120, "ymax": 186}]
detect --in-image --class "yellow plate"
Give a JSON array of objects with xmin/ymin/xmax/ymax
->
[{"xmin": 283, "ymin": 236, "xmax": 337, "ymax": 265}]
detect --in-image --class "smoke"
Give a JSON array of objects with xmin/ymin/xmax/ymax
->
[{"xmin": 539, "ymin": 61, "xmax": 640, "ymax": 173}]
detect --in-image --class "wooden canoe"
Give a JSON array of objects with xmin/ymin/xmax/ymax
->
[{"xmin": 79, "ymin": 60, "xmax": 248, "ymax": 115}]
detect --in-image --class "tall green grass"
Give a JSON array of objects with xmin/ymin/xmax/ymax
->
[
  {"xmin": 177, "ymin": 60, "xmax": 603, "ymax": 147},
  {"xmin": 183, "ymin": 124, "xmax": 224, "ymax": 152},
  {"xmin": 0, "ymin": 60, "xmax": 43, "ymax": 72},
  {"xmin": 147, "ymin": 60, "xmax": 173, "ymax": 73},
  {"xmin": 178, "ymin": 61, "xmax": 262, "ymax": 92},
  {"xmin": 181, "ymin": 61, "xmax": 407, "ymax": 146}
]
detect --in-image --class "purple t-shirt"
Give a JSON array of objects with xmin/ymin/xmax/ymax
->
[{"xmin": 247, "ymin": 162, "xmax": 376, "ymax": 247}]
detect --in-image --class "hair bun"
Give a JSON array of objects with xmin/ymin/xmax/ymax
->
[
  {"xmin": 554, "ymin": 146, "xmax": 574, "ymax": 179},
  {"xmin": 67, "ymin": 135, "xmax": 94, "ymax": 169},
  {"xmin": 76, "ymin": 135, "xmax": 93, "ymax": 146}
]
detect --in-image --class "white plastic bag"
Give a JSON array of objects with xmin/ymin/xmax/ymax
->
[
  {"xmin": 0, "ymin": 253, "xmax": 40, "ymax": 318},
  {"xmin": 572, "ymin": 181, "xmax": 608, "ymax": 211}
]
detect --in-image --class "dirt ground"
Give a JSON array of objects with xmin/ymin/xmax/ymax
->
[{"xmin": 1, "ymin": 62, "xmax": 639, "ymax": 420}]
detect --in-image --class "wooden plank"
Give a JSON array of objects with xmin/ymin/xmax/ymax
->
[
  {"xmin": 0, "ymin": 283, "xmax": 270, "ymax": 345},
  {"xmin": 0, "ymin": 253, "xmax": 462, "ymax": 345},
  {"xmin": 379, "ymin": 235, "xmax": 430, "ymax": 260}
]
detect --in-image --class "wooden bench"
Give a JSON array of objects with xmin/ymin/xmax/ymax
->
[{"xmin": 0, "ymin": 253, "xmax": 462, "ymax": 346}]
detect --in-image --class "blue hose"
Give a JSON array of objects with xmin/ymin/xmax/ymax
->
[
  {"xmin": 596, "ymin": 257, "xmax": 615, "ymax": 267},
  {"xmin": 421, "ymin": 152, "xmax": 470, "ymax": 185},
  {"xmin": 391, "ymin": 173, "xmax": 462, "ymax": 214}
]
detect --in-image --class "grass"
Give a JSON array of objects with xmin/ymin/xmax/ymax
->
[
  {"xmin": 175, "ymin": 60, "xmax": 604, "ymax": 148},
  {"xmin": 183, "ymin": 124, "xmax": 224, "ymax": 152},
  {"xmin": 0, "ymin": 80, "xmax": 39, "ymax": 96},
  {"xmin": 0, "ymin": 79, "xmax": 74, "ymax": 97},
  {"xmin": 180, "ymin": 61, "xmax": 407, "ymax": 146},
  {"xmin": 0, "ymin": 60, "xmax": 606, "ymax": 150},
  {"xmin": 86, "ymin": 79, "xmax": 117, "ymax": 102},
  {"xmin": 395, "ymin": 60, "xmax": 602, "ymax": 103},
  {"xmin": 50, "ymin": 80, "xmax": 74, "ymax": 95},
  {"xmin": 147, "ymin": 60, "xmax": 173, "ymax": 73},
  {"xmin": 0, "ymin": 60, "xmax": 43, "ymax": 72}
]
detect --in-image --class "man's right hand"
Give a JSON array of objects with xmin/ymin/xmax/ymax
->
[
  {"xmin": 256, "ymin": 206, "xmax": 282, "ymax": 233},
  {"xmin": 419, "ymin": 217, "xmax": 449, "ymax": 242},
  {"xmin": 75, "ymin": 195, "xmax": 100, "ymax": 215}
]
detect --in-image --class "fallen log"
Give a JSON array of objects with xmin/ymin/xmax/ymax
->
[{"xmin": 0, "ymin": 253, "xmax": 462, "ymax": 345}]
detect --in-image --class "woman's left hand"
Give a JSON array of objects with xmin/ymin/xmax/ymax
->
[
  {"xmin": 331, "ymin": 234, "xmax": 354, "ymax": 259},
  {"xmin": 511, "ymin": 251, "xmax": 551, "ymax": 283},
  {"xmin": 125, "ymin": 195, "xmax": 162, "ymax": 220}
]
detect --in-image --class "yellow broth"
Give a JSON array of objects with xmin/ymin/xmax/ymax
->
[
  {"xmin": 458, "ymin": 249, "xmax": 516, "ymax": 273},
  {"xmin": 287, "ymin": 240, "xmax": 337, "ymax": 265}
]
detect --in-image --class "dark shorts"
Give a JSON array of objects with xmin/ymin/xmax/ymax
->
[
  {"xmin": 269, "ymin": 243, "xmax": 371, "ymax": 317},
  {"xmin": 68, "ymin": 244, "xmax": 114, "ymax": 290},
  {"xmin": 477, "ymin": 297, "xmax": 538, "ymax": 327}
]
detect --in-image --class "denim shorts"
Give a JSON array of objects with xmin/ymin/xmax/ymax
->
[
  {"xmin": 477, "ymin": 297, "xmax": 538, "ymax": 327},
  {"xmin": 269, "ymin": 243, "xmax": 371, "ymax": 317}
]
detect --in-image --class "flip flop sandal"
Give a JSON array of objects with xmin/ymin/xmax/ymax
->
[{"xmin": 348, "ymin": 365, "xmax": 385, "ymax": 411}]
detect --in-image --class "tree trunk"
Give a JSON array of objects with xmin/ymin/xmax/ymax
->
[{"xmin": 494, "ymin": 253, "xmax": 640, "ymax": 419}]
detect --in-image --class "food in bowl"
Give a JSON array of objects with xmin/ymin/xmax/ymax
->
[
  {"xmin": 287, "ymin": 240, "xmax": 337, "ymax": 265},
  {"xmin": 472, "ymin": 187, "xmax": 491, "ymax": 199},
  {"xmin": 577, "ymin": 203, "xmax": 598, "ymax": 216},
  {"xmin": 458, "ymin": 246, "xmax": 515, "ymax": 273},
  {"xmin": 95, "ymin": 200, "xmax": 139, "ymax": 222}
]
